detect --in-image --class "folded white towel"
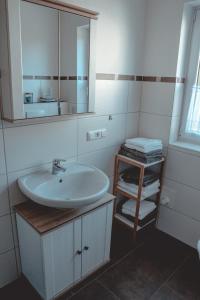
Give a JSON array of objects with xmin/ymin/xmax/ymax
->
[
  {"xmin": 119, "ymin": 176, "xmax": 160, "ymax": 191},
  {"xmin": 125, "ymin": 138, "xmax": 162, "ymax": 153},
  {"xmin": 118, "ymin": 179, "xmax": 160, "ymax": 199},
  {"xmin": 125, "ymin": 143, "xmax": 162, "ymax": 153},
  {"xmin": 122, "ymin": 199, "xmax": 156, "ymax": 219},
  {"xmin": 126, "ymin": 137, "xmax": 162, "ymax": 146}
]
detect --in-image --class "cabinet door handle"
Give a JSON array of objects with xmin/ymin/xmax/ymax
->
[
  {"xmin": 76, "ymin": 250, "xmax": 82, "ymax": 255},
  {"xmin": 84, "ymin": 246, "xmax": 89, "ymax": 251}
]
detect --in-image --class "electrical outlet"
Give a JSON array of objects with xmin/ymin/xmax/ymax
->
[{"xmin": 87, "ymin": 129, "xmax": 106, "ymax": 141}]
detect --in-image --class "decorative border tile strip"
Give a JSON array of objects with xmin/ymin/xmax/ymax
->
[
  {"xmin": 143, "ymin": 76, "xmax": 185, "ymax": 83},
  {"xmin": 23, "ymin": 74, "xmax": 185, "ymax": 83},
  {"xmin": 35, "ymin": 75, "xmax": 51, "ymax": 80},
  {"xmin": 96, "ymin": 73, "xmax": 185, "ymax": 83},
  {"xmin": 23, "ymin": 75, "xmax": 88, "ymax": 81},
  {"xmin": 23, "ymin": 75, "xmax": 34, "ymax": 80},
  {"xmin": 96, "ymin": 73, "xmax": 115, "ymax": 80}
]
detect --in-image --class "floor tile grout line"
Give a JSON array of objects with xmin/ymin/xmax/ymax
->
[
  {"xmin": 165, "ymin": 285, "xmax": 186, "ymax": 300},
  {"xmin": 96, "ymin": 279, "xmax": 120, "ymax": 299},
  {"xmin": 95, "ymin": 241, "xmax": 146, "ymax": 280},
  {"xmin": 149, "ymin": 253, "xmax": 193, "ymax": 300},
  {"xmin": 67, "ymin": 241, "xmax": 145, "ymax": 299}
]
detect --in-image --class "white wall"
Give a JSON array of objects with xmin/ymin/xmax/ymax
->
[
  {"xmin": 0, "ymin": 0, "xmax": 146, "ymax": 287},
  {"xmin": 59, "ymin": 12, "xmax": 89, "ymax": 111},
  {"xmin": 139, "ymin": 0, "xmax": 200, "ymax": 248}
]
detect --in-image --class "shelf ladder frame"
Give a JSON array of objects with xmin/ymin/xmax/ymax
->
[{"xmin": 113, "ymin": 154, "xmax": 165, "ymax": 239}]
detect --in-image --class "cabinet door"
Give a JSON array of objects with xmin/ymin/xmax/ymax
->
[
  {"xmin": 42, "ymin": 221, "xmax": 74, "ymax": 298},
  {"xmin": 81, "ymin": 205, "xmax": 108, "ymax": 276}
]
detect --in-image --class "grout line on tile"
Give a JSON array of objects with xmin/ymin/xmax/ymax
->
[
  {"xmin": 0, "ymin": 247, "xmax": 16, "ymax": 256},
  {"xmin": 95, "ymin": 241, "xmax": 145, "ymax": 280},
  {"xmin": 96, "ymin": 279, "xmax": 120, "ymax": 299},
  {"xmin": 0, "ymin": 212, "xmax": 13, "ymax": 218},
  {"xmin": 68, "ymin": 241, "xmax": 145, "ymax": 299},
  {"xmin": 140, "ymin": 111, "xmax": 174, "ymax": 118},
  {"xmin": 159, "ymin": 202, "xmax": 200, "ymax": 224},
  {"xmin": 149, "ymin": 253, "xmax": 193, "ymax": 300},
  {"xmin": 165, "ymin": 285, "xmax": 185, "ymax": 300},
  {"xmin": 1, "ymin": 126, "xmax": 19, "ymax": 276},
  {"xmin": 164, "ymin": 174, "xmax": 200, "ymax": 194}
]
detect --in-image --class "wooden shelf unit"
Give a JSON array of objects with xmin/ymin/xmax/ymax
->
[{"xmin": 113, "ymin": 154, "xmax": 165, "ymax": 238}]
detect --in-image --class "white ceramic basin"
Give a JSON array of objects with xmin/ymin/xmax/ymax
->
[{"xmin": 18, "ymin": 163, "xmax": 110, "ymax": 208}]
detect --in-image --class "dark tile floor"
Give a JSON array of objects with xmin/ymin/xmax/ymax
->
[{"xmin": 1, "ymin": 222, "xmax": 199, "ymax": 300}]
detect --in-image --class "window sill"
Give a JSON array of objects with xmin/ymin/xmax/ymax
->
[{"xmin": 169, "ymin": 141, "xmax": 200, "ymax": 157}]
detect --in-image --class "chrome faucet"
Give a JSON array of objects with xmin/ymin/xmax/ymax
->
[{"xmin": 52, "ymin": 159, "xmax": 66, "ymax": 175}]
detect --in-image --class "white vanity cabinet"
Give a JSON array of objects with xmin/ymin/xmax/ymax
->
[{"xmin": 16, "ymin": 197, "xmax": 114, "ymax": 300}]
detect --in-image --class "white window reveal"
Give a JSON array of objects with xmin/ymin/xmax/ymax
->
[{"xmin": 180, "ymin": 9, "xmax": 200, "ymax": 143}]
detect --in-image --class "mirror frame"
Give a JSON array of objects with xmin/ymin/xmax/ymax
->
[{"xmin": 0, "ymin": 0, "xmax": 98, "ymax": 122}]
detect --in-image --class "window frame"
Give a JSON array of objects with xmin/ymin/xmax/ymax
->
[{"xmin": 179, "ymin": 8, "xmax": 200, "ymax": 145}]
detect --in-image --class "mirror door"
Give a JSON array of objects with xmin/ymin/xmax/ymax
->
[
  {"xmin": 59, "ymin": 11, "xmax": 90, "ymax": 114},
  {"xmin": 20, "ymin": 1, "xmax": 91, "ymax": 118},
  {"xmin": 21, "ymin": 1, "xmax": 59, "ymax": 118}
]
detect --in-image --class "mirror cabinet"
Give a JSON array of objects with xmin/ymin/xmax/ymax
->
[{"xmin": 0, "ymin": 0, "xmax": 98, "ymax": 121}]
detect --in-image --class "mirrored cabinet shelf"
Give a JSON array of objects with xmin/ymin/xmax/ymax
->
[{"xmin": 0, "ymin": 0, "xmax": 98, "ymax": 122}]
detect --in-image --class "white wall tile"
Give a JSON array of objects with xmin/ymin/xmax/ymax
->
[
  {"xmin": 141, "ymin": 82, "xmax": 175, "ymax": 116},
  {"xmin": 78, "ymin": 145, "xmax": 119, "ymax": 177},
  {"xmin": 94, "ymin": 0, "xmax": 146, "ymax": 74},
  {"xmin": 0, "ymin": 129, "xmax": 6, "ymax": 174},
  {"xmin": 126, "ymin": 112, "xmax": 139, "ymax": 139},
  {"xmin": 143, "ymin": 0, "xmax": 184, "ymax": 76},
  {"xmin": 127, "ymin": 82, "xmax": 141, "ymax": 113},
  {"xmin": 0, "ymin": 215, "xmax": 14, "ymax": 254},
  {"xmin": 8, "ymin": 164, "xmax": 51, "ymax": 208},
  {"xmin": 165, "ymin": 148, "xmax": 200, "ymax": 189},
  {"xmin": 95, "ymin": 81, "xmax": 128, "ymax": 115},
  {"xmin": 0, "ymin": 175, "xmax": 10, "ymax": 216},
  {"xmin": 4, "ymin": 120, "xmax": 78, "ymax": 172},
  {"xmin": 78, "ymin": 114, "xmax": 126, "ymax": 155},
  {"xmin": 139, "ymin": 112, "xmax": 171, "ymax": 145},
  {"xmin": 163, "ymin": 178, "xmax": 200, "ymax": 222},
  {"xmin": 158, "ymin": 205, "xmax": 200, "ymax": 248},
  {"xmin": 0, "ymin": 250, "xmax": 18, "ymax": 288}
]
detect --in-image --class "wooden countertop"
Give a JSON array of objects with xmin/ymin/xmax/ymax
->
[{"xmin": 15, "ymin": 193, "xmax": 115, "ymax": 234}]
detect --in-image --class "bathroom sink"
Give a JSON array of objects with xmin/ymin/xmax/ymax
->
[{"xmin": 18, "ymin": 163, "xmax": 110, "ymax": 208}]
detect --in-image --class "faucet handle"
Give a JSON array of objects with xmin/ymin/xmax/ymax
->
[{"xmin": 53, "ymin": 158, "xmax": 66, "ymax": 166}]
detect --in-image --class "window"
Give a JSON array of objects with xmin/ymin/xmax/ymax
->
[{"xmin": 180, "ymin": 9, "xmax": 200, "ymax": 143}]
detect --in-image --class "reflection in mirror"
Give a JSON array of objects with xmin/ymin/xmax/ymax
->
[
  {"xmin": 60, "ymin": 12, "xmax": 90, "ymax": 114},
  {"xmin": 21, "ymin": 1, "xmax": 59, "ymax": 118},
  {"xmin": 20, "ymin": 1, "xmax": 91, "ymax": 118}
]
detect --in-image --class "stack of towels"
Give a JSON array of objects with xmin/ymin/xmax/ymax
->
[
  {"xmin": 118, "ymin": 167, "xmax": 160, "ymax": 199},
  {"xmin": 118, "ymin": 178, "xmax": 160, "ymax": 200},
  {"xmin": 122, "ymin": 199, "xmax": 156, "ymax": 220},
  {"xmin": 119, "ymin": 137, "xmax": 163, "ymax": 163}
]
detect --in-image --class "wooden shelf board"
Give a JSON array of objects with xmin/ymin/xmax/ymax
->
[
  {"xmin": 116, "ymin": 186, "xmax": 160, "ymax": 201},
  {"xmin": 117, "ymin": 154, "xmax": 165, "ymax": 168},
  {"xmin": 114, "ymin": 213, "xmax": 156, "ymax": 231}
]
